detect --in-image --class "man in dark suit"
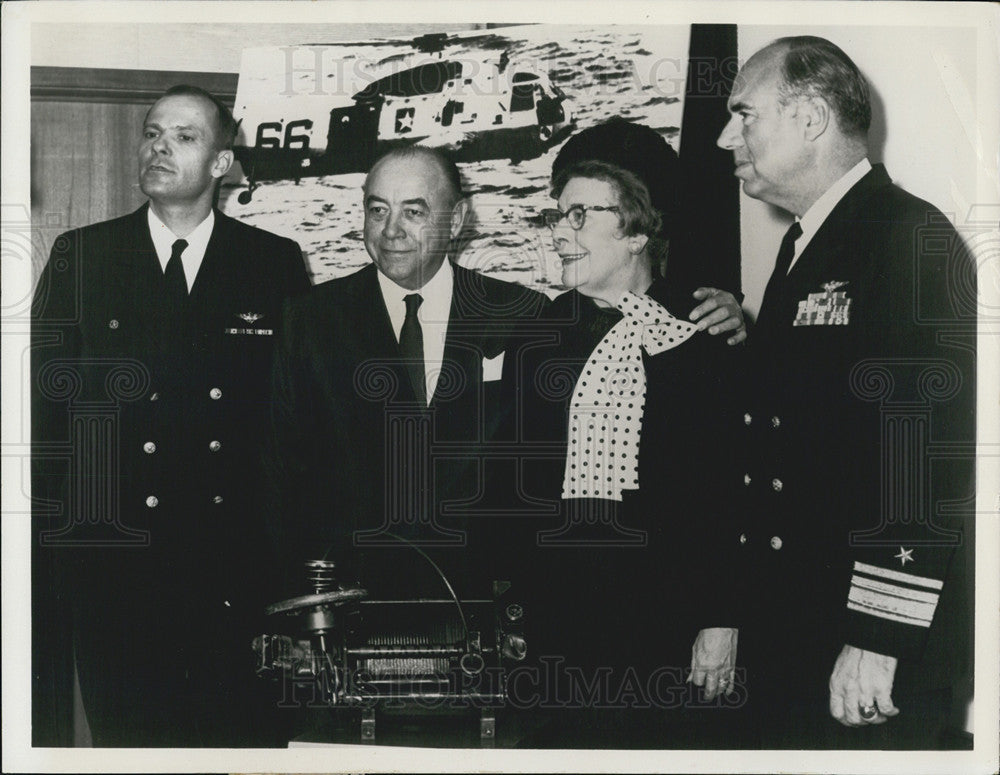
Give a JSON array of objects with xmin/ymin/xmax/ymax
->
[
  {"xmin": 717, "ymin": 37, "xmax": 976, "ymax": 747},
  {"xmin": 31, "ymin": 85, "xmax": 311, "ymax": 746},
  {"xmin": 264, "ymin": 146, "xmax": 547, "ymax": 597}
]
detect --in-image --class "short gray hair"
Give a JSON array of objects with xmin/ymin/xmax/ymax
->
[{"xmin": 771, "ymin": 36, "xmax": 871, "ymax": 137}]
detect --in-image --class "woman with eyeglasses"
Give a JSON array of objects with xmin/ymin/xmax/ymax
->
[{"xmin": 505, "ymin": 121, "xmax": 748, "ymax": 748}]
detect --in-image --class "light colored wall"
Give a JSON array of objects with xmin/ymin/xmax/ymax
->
[
  {"xmin": 735, "ymin": 25, "xmax": 989, "ymax": 318},
  {"xmin": 31, "ymin": 22, "xmax": 485, "ymax": 73},
  {"xmin": 35, "ymin": 22, "xmax": 990, "ymax": 317}
]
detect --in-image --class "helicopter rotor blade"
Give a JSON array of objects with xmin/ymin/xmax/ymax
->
[{"xmin": 285, "ymin": 31, "xmax": 513, "ymax": 52}]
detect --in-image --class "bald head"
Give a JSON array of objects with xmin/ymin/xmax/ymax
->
[
  {"xmin": 365, "ymin": 146, "xmax": 465, "ymax": 207},
  {"xmin": 718, "ymin": 36, "xmax": 870, "ymax": 215},
  {"xmin": 145, "ymin": 84, "xmax": 238, "ymax": 152},
  {"xmin": 756, "ymin": 36, "xmax": 872, "ymax": 140},
  {"xmin": 361, "ymin": 146, "xmax": 470, "ymax": 290}
]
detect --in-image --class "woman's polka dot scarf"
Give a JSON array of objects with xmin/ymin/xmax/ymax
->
[{"xmin": 561, "ymin": 290, "xmax": 698, "ymax": 502}]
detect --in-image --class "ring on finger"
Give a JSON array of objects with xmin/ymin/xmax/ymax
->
[{"xmin": 859, "ymin": 703, "xmax": 879, "ymax": 720}]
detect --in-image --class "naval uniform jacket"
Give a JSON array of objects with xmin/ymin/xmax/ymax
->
[
  {"xmin": 740, "ymin": 165, "xmax": 976, "ymax": 700},
  {"xmin": 31, "ymin": 204, "xmax": 310, "ymax": 745},
  {"xmin": 263, "ymin": 262, "xmax": 546, "ymax": 600},
  {"xmin": 505, "ymin": 280, "xmax": 744, "ymax": 682}
]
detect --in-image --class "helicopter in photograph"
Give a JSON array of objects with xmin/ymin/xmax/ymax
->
[{"xmin": 230, "ymin": 31, "xmax": 576, "ymax": 204}]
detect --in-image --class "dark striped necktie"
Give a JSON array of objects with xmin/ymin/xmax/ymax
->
[
  {"xmin": 399, "ymin": 293, "xmax": 426, "ymax": 405},
  {"xmin": 164, "ymin": 238, "xmax": 189, "ymax": 304},
  {"xmin": 758, "ymin": 221, "xmax": 803, "ymax": 319}
]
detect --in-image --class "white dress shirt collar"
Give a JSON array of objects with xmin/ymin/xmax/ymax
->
[
  {"xmin": 789, "ymin": 158, "xmax": 872, "ymax": 272},
  {"xmin": 147, "ymin": 206, "xmax": 216, "ymax": 292},
  {"xmin": 376, "ymin": 258, "xmax": 454, "ymax": 405}
]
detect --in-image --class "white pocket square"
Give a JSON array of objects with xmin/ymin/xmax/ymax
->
[{"xmin": 482, "ymin": 351, "xmax": 505, "ymax": 382}]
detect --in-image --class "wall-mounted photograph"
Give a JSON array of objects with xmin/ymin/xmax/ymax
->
[{"xmin": 224, "ymin": 25, "xmax": 690, "ymax": 291}]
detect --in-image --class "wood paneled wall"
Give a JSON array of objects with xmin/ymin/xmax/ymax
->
[
  {"xmin": 30, "ymin": 68, "xmax": 238, "ymax": 279},
  {"xmin": 32, "ymin": 101, "xmax": 148, "ymax": 234}
]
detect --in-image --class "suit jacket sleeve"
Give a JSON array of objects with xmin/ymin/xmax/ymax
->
[
  {"xmin": 31, "ymin": 228, "xmax": 85, "ymax": 745},
  {"xmin": 281, "ymin": 238, "xmax": 311, "ymax": 297},
  {"xmin": 261, "ymin": 293, "xmax": 315, "ymax": 596},
  {"xmin": 840, "ymin": 199, "xmax": 976, "ymax": 663},
  {"xmin": 688, "ymin": 338, "xmax": 746, "ymax": 629},
  {"xmin": 649, "ymin": 327, "xmax": 746, "ymax": 632}
]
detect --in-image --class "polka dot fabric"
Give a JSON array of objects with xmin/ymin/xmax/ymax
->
[{"xmin": 561, "ymin": 291, "xmax": 698, "ymax": 501}]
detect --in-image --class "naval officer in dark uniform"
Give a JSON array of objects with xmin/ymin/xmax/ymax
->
[
  {"xmin": 31, "ymin": 85, "xmax": 311, "ymax": 746},
  {"xmin": 717, "ymin": 37, "xmax": 976, "ymax": 747}
]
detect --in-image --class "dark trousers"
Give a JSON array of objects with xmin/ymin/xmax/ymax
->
[{"xmin": 744, "ymin": 685, "xmax": 960, "ymax": 750}]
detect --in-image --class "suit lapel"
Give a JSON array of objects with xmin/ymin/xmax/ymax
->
[
  {"xmin": 433, "ymin": 264, "xmax": 483, "ymax": 408},
  {"xmin": 352, "ymin": 263, "xmax": 487, "ymax": 408},
  {"xmin": 786, "ymin": 165, "xmax": 890, "ymax": 282},
  {"xmin": 757, "ymin": 166, "xmax": 890, "ymax": 334},
  {"xmin": 351, "ymin": 264, "xmax": 419, "ymax": 403},
  {"xmin": 188, "ymin": 209, "xmax": 236, "ymax": 309},
  {"xmin": 112, "ymin": 204, "xmax": 160, "ymax": 287},
  {"xmin": 111, "ymin": 205, "xmax": 167, "ymax": 339}
]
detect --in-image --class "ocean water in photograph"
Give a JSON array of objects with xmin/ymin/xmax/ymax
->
[{"xmin": 218, "ymin": 24, "xmax": 689, "ymax": 295}]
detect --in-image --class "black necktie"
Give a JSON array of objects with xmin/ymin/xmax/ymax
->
[
  {"xmin": 758, "ymin": 221, "xmax": 802, "ymax": 318},
  {"xmin": 164, "ymin": 238, "xmax": 189, "ymax": 304},
  {"xmin": 399, "ymin": 293, "xmax": 426, "ymax": 405},
  {"xmin": 773, "ymin": 221, "xmax": 803, "ymax": 279}
]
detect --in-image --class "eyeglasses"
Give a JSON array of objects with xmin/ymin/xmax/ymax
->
[{"xmin": 540, "ymin": 204, "xmax": 620, "ymax": 230}]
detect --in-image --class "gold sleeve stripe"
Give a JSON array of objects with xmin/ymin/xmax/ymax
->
[
  {"xmin": 850, "ymin": 575, "xmax": 941, "ymax": 604},
  {"xmin": 846, "ymin": 601, "xmax": 932, "ymax": 628},
  {"xmin": 847, "ymin": 586, "xmax": 936, "ymax": 626},
  {"xmin": 852, "ymin": 561, "xmax": 944, "ymax": 590}
]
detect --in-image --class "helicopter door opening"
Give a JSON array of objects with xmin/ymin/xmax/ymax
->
[
  {"xmin": 510, "ymin": 83, "xmax": 535, "ymax": 113},
  {"xmin": 328, "ymin": 99, "xmax": 383, "ymax": 173},
  {"xmin": 510, "ymin": 72, "xmax": 540, "ymax": 113}
]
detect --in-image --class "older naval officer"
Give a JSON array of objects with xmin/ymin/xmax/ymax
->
[{"xmin": 718, "ymin": 37, "xmax": 975, "ymax": 748}]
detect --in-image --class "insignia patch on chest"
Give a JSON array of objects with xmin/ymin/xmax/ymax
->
[
  {"xmin": 226, "ymin": 312, "xmax": 272, "ymax": 335},
  {"xmin": 793, "ymin": 281, "xmax": 851, "ymax": 326}
]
